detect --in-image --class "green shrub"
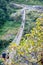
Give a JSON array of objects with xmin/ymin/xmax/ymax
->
[{"xmin": 0, "ymin": 59, "xmax": 4, "ymax": 65}]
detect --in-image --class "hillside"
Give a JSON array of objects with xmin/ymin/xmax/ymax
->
[
  {"xmin": 0, "ymin": 0, "xmax": 43, "ymax": 65},
  {"xmin": 12, "ymin": 0, "xmax": 43, "ymax": 5}
]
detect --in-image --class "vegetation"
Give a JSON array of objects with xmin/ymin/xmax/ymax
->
[
  {"xmin": 0, "ymin": 0, "xmax": 21, "ymax": 54},
  {"xmin": 7, "ymin": 14, "xmax": 43, "ymax": 65},
  {"xmin": 13, "ymin": 0, "xmax": 43, "ymax": 5},
  {"xmin": 24, "ymin": 11, "xmax": 42, "ymax": 35},
  {"xmin": 0, "ymin": 0, "xmax": 43, "ymax": 65}
]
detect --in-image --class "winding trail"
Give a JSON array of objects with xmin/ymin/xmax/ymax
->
[{"xmin": 6, "ymin": 8, "xmax": 26, "ymax": 65}]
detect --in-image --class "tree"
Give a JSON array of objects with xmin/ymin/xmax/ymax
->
[{"xmin": 0, "ymin": 0, "xmax": 10, "ymax": 28}]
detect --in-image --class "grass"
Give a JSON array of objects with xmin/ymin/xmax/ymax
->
[
  {"xmin": 0, "ymin": 7, "xmax": 21, "ymax": 54},
  {"xmin": 0, "ymin": 19, "xmax": 21, "ymax": 40},
  {"xmin": 24, "ymin": 11, "xmax": 43, "ymax": 35}
]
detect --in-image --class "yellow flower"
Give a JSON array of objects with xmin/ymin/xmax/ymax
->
[
  {"xmin": 25, "ymin": 34, "xmax": 30, "ymax": 37},
  {"xmin": 9, "ymin": 43, "xmax": 17, "ymax": 48},
  {"xmin": 17, "ymin": 45, "xmax": 21, "ymax": 50},
  {"xmin": 20, "ymin": 51, "xmax": 24, "ymax": 55}
]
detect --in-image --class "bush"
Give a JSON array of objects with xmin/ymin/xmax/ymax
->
[{"xmin": 0, "ymin": 59, "xmax": 4, "ymax": 65}]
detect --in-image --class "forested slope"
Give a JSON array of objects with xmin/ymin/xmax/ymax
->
[{"xmin": 13, "ymin": 0, "xmax": 43, "ymax": 5}]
